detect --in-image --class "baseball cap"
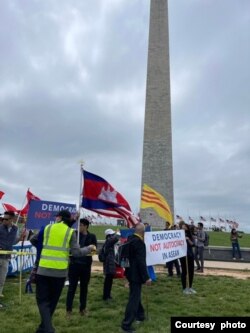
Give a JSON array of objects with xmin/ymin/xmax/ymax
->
[
  {"xmin": 55, "ymin": 210, "xmax": 71, "ymax": 220},
  {"xmin": 105, "ymin": 228, "xmax": 115, "ymax": 236}
]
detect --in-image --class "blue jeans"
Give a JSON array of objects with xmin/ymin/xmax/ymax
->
[{"xmin": 232, "ymin": 242, "xmax": 242, "ymax": 259}]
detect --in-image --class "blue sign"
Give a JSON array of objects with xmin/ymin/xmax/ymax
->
[
  {"xmin": 7, "ymin": 241, "xmax": 36, "ymax": 276},
  {"xmin": 26, "ymin": 200, "xmax": 77, "ymax": 229}
]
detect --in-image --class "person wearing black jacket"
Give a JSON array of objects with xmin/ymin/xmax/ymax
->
[
  {"xmin": 121, "ymin": 223, "xmax": 151, "ymax": 333},
  {"xmin": 66, "ymin": 218, "xmax": 97, "ymax": 316}
]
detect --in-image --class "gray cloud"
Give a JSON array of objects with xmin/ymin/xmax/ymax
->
[{"xmin": 1, "ymin": 0, "xmax": 250, "ymax": 231}]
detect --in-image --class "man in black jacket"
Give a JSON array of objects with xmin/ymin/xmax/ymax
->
[
  {"xmin": 121, "ymin": 223, "xmax": 151, "ymax": 333},
  {"xmin": 66, "ymin": 218, "xmax": 97, "ymax": 316}
]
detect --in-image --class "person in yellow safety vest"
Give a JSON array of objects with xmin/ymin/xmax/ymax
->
[{"xmin": 34, "ymin": 210, "xmax": 96, "ymax": 333}]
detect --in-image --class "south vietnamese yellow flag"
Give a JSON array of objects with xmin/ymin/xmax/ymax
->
[{"xmin": 140, "ymin": 184, "xmax": 173, "ymax": 225}]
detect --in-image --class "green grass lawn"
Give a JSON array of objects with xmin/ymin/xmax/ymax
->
[{"xmin": 0, "ymin": 272, "xmax": 250, "ymax": 333}]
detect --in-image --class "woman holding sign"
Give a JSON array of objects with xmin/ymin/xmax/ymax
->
[{"xmin": 179, "ymin": 222, "xmax": 196, "ymax": 295}]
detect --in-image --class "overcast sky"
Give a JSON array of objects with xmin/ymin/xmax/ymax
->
[{"xmin": 1, "ymin": 0, "xmax": 250, "ymax": 231}]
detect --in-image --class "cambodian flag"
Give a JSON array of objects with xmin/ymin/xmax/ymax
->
[{"xmin": 82, "ymin": 170, "xmax": 138, "ymax": 227}]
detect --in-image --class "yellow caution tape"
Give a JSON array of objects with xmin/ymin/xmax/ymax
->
[
  {"xmin": 0, "ymin": 250, "xmax": 36, "ymax": 256},
  {"xmin": 0, "ymin": 250, "xmax": 97, "ymax": 256}
]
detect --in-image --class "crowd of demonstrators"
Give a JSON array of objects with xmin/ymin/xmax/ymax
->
[
  {"xmin": 0, "ymin": 211, "xmax": 25, "ymax": 298},
  {"xmin": 194, "ymin": 222, "xmax": 206, "ymax": 273},
  {"xmin": 102, "ymin": 228, "xmax": 120, "ymax": 302},
  {"xmin": 2, "ymin": 208, "xmax": 246, "ymax": 331},
  {"xmin": 230, "ymin": 228, "xmax": 243, "ymax": 260},
  {"xmin": 121, "ymin": 223, "xmax": 152, "ymax": 333},
  {"xmin": 30, "ymin": 210, "xmax": 96, "ymax": 333},
  {"xmin": 66, "ymin": 218, "xmax": 97, "ymax": 317}
]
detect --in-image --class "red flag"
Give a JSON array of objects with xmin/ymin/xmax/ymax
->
[
  {"xmin": 0, "ymin": 191, "xmax": 5, "ymax": 200},
  {"xmin": 26, "ymin": 189, "xmax": 40, "ymax": 202},
  {"xmin": 20, "ymin": 189, "xmax": 41, "ymax": 216},
  {"xmin": 2, "ymin": 203, "xmax": 18, "ymax": 213}
]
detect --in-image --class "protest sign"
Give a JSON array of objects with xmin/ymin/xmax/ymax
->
[
  {"xmin": 145, "ymin": 230, "xmax": 187, "ymax": 266},
  {"xmin": 26, "ymin": 200, "xmax": 77, "ymax": 229}
]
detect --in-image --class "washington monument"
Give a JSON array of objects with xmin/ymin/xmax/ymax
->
[{"xmin": 140, "ymin": 0, "xmax": 174, "ymax": 227}]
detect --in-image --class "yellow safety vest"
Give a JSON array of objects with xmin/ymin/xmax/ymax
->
[{"xmin": 39, "ymin": 222, "xmax": 74, "ymax": 270}]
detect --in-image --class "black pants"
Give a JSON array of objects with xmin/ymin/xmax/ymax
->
[
  {"xmin": 66, "ymin": 263, "xmax": 91, "ymax": 312},
  {"xmin": 121, "ymin": 282, "xmax": 145, "ymax": 330},
  {"xmin": 167, "ymin": 259, "xmax": 181, "ymax": 276},
  {"xmin": 103, "ymin": 273, "xmax": 114, "ymax": 300},
  {"xmin": 179, "ymin": 255, "xmax": 194, "ymax": 289},
  {"xmin": 35, "ymin": 274, "xmax": 65, "ymax": 333}
]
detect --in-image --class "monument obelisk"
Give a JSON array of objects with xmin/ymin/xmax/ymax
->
[{"xmin": 140, "ymin": 0, "xmax": 174, "ymax": 227}]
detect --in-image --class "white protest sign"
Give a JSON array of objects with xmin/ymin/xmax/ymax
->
[{"xmin": 145, "ymin": 230, "xmax": 187, "ymax": 266}]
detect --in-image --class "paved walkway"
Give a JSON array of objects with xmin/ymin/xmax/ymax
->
[
  {"xmin": 92, "ymin": 255, "xmax": 250, "ymax": 271},
  {"xmin": 204, "ymin": 260, "xmax": 250, "ymax": 271}
]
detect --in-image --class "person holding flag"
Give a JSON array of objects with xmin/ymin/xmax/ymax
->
[
  {"xmin": 0, "ymin": 211, "xmax": 25, "ymax": 298},
  {"xmin": 66, "ymin": 218, "xmax": 97, "ymax": 316}
]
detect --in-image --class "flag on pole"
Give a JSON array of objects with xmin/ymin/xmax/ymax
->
[
  {"xmin": 140, "ymin": 184, "xmax": 173, "ymax": 225},
  {"xmin": 19, "ymin": 189, "xmax": 41, "ymax": 216},
  {"xmin": 0, "ymin": 191, "xmax": 5, "ymax": 200},
  {"xmin": 2, "ymin": 203, "xmax": 18, "ymax": 213},
  {"xmin": 82, "ymin": 170, "xmax": 138, "ymax": 227},
  {"xmin": 200, "ymin": 216, "xmax": 206, "ymax": 222},
  {"xmin": 210, "ymin": 217, "xmax": 216, "ymax": 222}
]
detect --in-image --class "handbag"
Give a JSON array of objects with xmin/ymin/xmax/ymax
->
[{"xmin": 114, "ymin": 265, "xmax": 125, "ymax": 279}]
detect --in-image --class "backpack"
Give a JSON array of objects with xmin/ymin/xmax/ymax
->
[
  {"xmin": 98, "ymin": 243, "xmax": 106, "ymax": 263},
  {"xmin": 204, "ymin": 232, "xmax": 209, "ymax": 247},
  {"xmin": 115, "ymin": 240, "xmax": 132, "ymax": 268}
]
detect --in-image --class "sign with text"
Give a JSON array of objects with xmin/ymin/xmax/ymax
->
[
  {"xmin": 26, "ymin": 200, "xmax": 77, "ymax": 229},
  {"xmin": 145, "ymin": 230, "xmax": 187, "ymax": 266},
  {"xmin": 7, "ymin": 241, "xmax": 36, "ymax": 276}
]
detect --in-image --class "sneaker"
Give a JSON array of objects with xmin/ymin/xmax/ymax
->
[
  {"xmin": 240, "ymin": 258, "xmax": 244, "ymax": 260},
  {"xmin": 0, "ymin": 294, "xmax": 4, "ymax": 298},
  {"xmin": 233, "ymin": 257, "xmax": 236, "ymax": 260},
  {"xmin": 196, "ymin": 269, "xmax": 204, "ymax": 273},
  {"xmin": 189, "ymin": 288, "xmax": 197, "ymax": 294},
  {"xmin": 183, "ymin": 288, "xmax": 191, "ymax": 295}
]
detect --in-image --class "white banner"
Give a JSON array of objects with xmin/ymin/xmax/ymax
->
[{"xmin": 145, "ymin": 230, "xmax": 187, "ymax": 266}]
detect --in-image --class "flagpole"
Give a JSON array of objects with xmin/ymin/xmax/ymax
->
[
  {"xmin": 77, "ymin": 161, "xmax": 84, "ymax": 244},
  {"xmin": 15, "ymin": 189, "xmax": 29, "ymax": 226}
]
